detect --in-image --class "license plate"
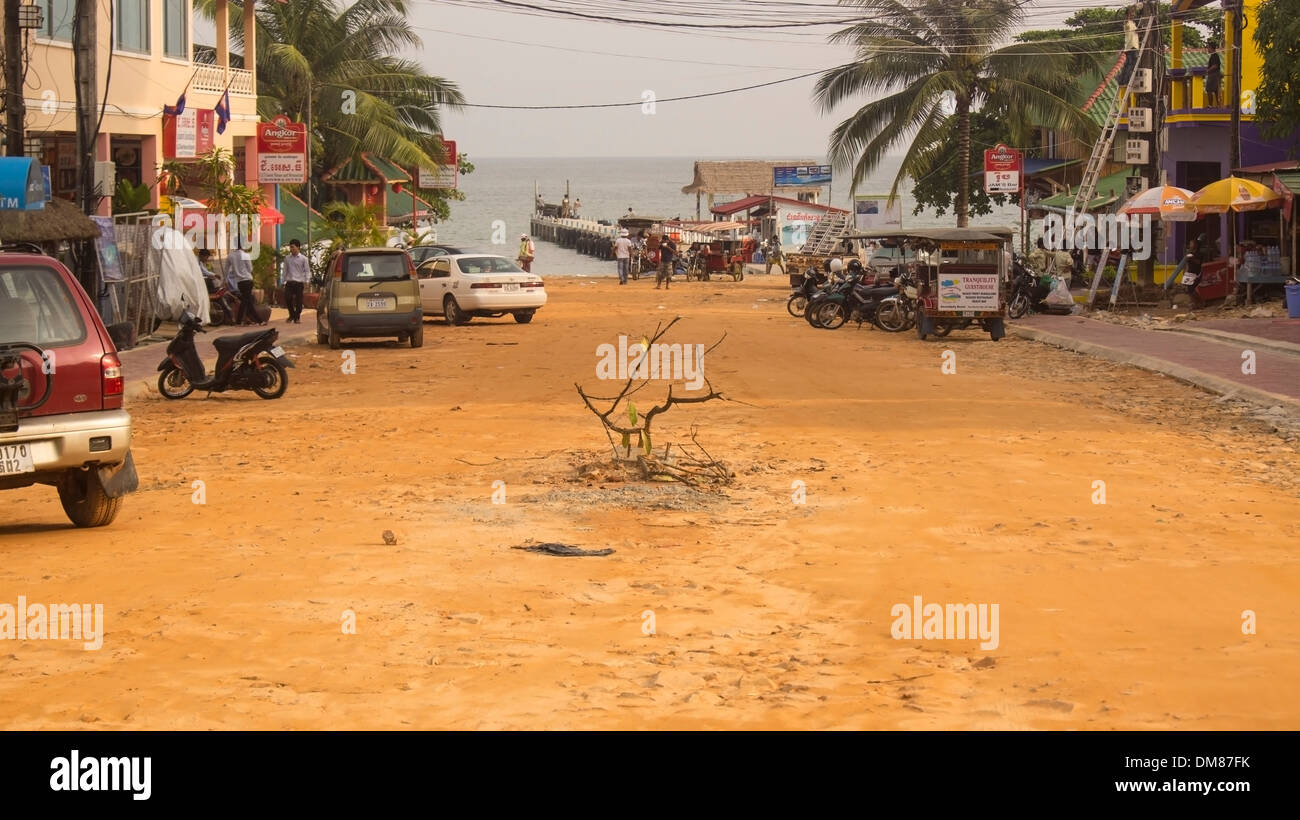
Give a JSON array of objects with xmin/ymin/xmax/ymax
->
[
  {"xmin": 503, "ymin": 283, "xmax": 520, "ymax": 292},
  {"xmin": 0, "ymin": 442, "xmax": 35, "ymax": 476},
  {"xmin": 270, "ymin": 346, "xmax": 285, "ymax": 358},
  {"xmin": 364, "ymin": 297, "xmax": 388, "ymax": 310}
]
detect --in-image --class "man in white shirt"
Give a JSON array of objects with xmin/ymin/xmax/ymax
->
[
  {"xmin": 613, "ymin": 229, "xmax": 632, "ymax": 285},
  {"xmin": 280, "ymin": 238, "xmax": 311, "ymax": 323},
  {"xmin": 229, "ymin": 240, "xmax": 259, "ymax": 325}
]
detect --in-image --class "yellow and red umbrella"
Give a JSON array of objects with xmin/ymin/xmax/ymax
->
[
  {"xmin": 1189, "ymin": 176, "xmax": 1283, "ymax": 213},
  {"xmin": 1118, "ymin": 184, "xmax": 1197, "ymax": 221}
]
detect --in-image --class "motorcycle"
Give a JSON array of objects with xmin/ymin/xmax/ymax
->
[
  {"xmin": 874, "ymin": 269, "xmax": 919, "ymax": 332},
  {"xmin": 1007, "ymin": 255, "xmax": 1070, "ymax": 318},
  {"xmin": 806, "ymin": 272, "xmax": 899, "ymax": 330},
  {"xmin": 204, "ymin": 276, "xmax": 239, "ymax": 326},
  {"xmin": 157, "ymin": 310, "xmax": 293, "ymax": 400},
  {"xmin": 786, "ymin": 266, "xmax": 830, "ymax": 317}
]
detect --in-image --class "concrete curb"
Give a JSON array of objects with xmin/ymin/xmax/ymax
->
[
  {"xmin": 1009, "ymin": 324, "xmax": 1300, "ymax": 414},
  {"xmin": 1153, "ymin": 325, "xmax": 1300, "ymax": 357}
]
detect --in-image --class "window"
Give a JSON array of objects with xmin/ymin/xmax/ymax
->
[
  {"xmin": 0, "ymin": 267, "xmax": 87, "ymax": 348},
  {"xmin": 114, "ymin": 0, "xmax": 150, "ymax": 54},
  {"xmin": 456, "ymin": 257, "xmax": 522, "ymax": 274},
  {"xmin": 163, "ymin": 0, "xmax": 187, "ymax": 58},
  {"xmin": 342, "ymin": 253, "xmax": 409, "ymax": 282},
  {"xmin": 35, "ymin": 0, "xmax": 73, "ymax": 41}
]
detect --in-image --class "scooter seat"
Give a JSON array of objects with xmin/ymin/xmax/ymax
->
[{"xmin": 213, "ymin": 330, "xmax": 272, "ymax": 353}]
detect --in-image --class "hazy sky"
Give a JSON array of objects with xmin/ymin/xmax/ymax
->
[{"xmin": 404, "ymin": 0, "xmax": 1125, "ymax": 158}]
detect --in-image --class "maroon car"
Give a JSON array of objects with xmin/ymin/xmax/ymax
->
[{"xmin": 0, "ymin": 251, "xmax": 137, "ymax": 527}]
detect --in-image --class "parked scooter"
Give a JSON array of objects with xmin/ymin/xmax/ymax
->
[
  {"xmin": 806, "ymin": 263, "xmax": 898, "ymax": 330},
  {"xmin": 787, "ymin": 266, "xmax": 831, "ymax": 317},
  {"xmin": 1008, "ymin": 254, "xmax": 1070, "ymax": 318},
  {"xmin": 204, "ymin": 276, "xmax": 239, "ymax": 326},
  {"xmin": 157, "ymin": 310, "xmax": 293, "ymax": 400},
  {"xmin": 874, "ymin": 268, "xmax": 918, "ymax": 332}
]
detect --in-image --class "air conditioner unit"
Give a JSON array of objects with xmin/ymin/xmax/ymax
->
[{"xmin": 93, "ymin": 161, "xmax": 115, "ymax": 196}]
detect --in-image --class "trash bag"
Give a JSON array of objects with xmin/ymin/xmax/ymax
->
[{"xmin": 1044, "ymin": 275, "xmax": 1074, "ymax": 307}]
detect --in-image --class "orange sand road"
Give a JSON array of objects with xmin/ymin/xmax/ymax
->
[{"xmin": 1, "ymin": 277, "xmax": 1296, "ymax": 729}]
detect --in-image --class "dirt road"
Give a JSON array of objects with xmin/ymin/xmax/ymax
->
[{"xmin": 2, "ymin": 276, "xmax": 1297, "ymax": 729}]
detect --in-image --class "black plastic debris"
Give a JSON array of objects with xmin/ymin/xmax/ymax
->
[{"xmin": 512, "ymin": 543, "xmax": 615, "ymax": 557}]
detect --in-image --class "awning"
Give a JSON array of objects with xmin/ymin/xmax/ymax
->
[
  {"xmin": 277, "ymin": 189, "xmax": 329, "ymax": 242},
  {"xmin": 182, "ymin": 198, "xmax": 285, "ymax": 225}
]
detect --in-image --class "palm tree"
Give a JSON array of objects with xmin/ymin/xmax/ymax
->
[
  {"xmin": 815, "ymin": 0, "xmax": 1097, "ymax": 226},
  {"xmin": 199, "ymin": 0, "xmax": 464, "ymax": 188}
]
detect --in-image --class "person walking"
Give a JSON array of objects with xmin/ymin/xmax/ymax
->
[
  {"xmin": 561, "ymin": 195, "xmax": 570, "ymax": 219},
  {"xmin": 281, "ymin": 239, "xmax": 311, "ymax": 323},
  {"xmin": 765, "ymin": 235, "xmax": 785, "ymax": 276},
  {"xmin": 517, "ymin": 233, "xmax": 536, "ymax": 272},
  {"xmin": 573, "ymin": 197, "xmax": 582, "ymax": 219},
  {"xmin": 656, "ymin": 233, "xmax": 677, "ymax": 290},
  {"xmin": 614, "ymin": 228, "xmax": 632, "ymax": 285},
  {"xmin": 230, "ymin": 239, "xmax": 260, "ymax": 325}
]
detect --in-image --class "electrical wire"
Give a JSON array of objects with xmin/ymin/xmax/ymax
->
[{"xmin": 456, "ymin": 68, "xmax": 827, "ymax": 109}]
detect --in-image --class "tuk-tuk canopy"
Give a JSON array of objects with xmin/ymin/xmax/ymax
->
[{"xmin": 846, "ymin": 227, "xmax": 1014, "ymax": 244}]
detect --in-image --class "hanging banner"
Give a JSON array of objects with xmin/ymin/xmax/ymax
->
[
  {"xmin": 418, "ymin": 140, "xmax": 458, "ymax": 189},
  {"xmin": 256, "ymin": 115, "xmax": 308, "ymax": 183},
  {"xmin": 163, "ymin": 109, "xmax": 215, "ymax": 159}
]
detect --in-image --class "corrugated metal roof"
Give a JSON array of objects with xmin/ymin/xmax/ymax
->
[
  {"xmin": 1037, "ymin": 168, "xmax": 1131, "ymax": 210},
  {"xmin": 1082, "ymin": 49, "xmax": 1212, "ymax": 126},
  {"xmin": 1274, "ymin": 172, "xmax": 1300, "ymax": 195}
]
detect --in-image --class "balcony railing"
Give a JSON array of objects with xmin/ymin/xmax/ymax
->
[
  {"xmin": 193, "ymin": 64, "xmax": 256, "ymax": 96},
  {"xmin": 1168, "ymin": 67, "xmax": 1230, "ymax": 115}
]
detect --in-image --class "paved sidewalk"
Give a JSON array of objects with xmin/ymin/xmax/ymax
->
[
  {"xmin": 117, "ymin": 308, "xmax": 316, "ymax": 398},
  {"xmin": 1012, "ymin": 314, "xmax": 1300, "ymax": 409}
]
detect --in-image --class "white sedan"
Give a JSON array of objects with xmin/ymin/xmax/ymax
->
[{"xmin": 417, "ymin": 254, "xmax": 547, "ymax": 325}]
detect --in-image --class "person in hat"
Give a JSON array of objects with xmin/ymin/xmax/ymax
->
[
  {"xmin": 517, "ymin": 233, "xmax": 536, "ymax": 272},
  {"xmin": 613, "ymin": 228, "xmax": 632, "ymax": 285}
]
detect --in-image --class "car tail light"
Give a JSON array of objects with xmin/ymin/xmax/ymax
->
[
  {"xmin": 470, "ymin": 282, "xmax": 502, "ymax": 289},
  {"xmin": 101, "ymin": 353, "xmax": 123, "ymax": 397},
  {"xmin": 522, "ymin": 281, "xmax": 544, "ymax": 288}
]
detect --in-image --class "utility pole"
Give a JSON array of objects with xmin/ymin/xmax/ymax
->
[
  {"xmin": 1139, "ymin": 0, "xmax": 1162, "ymax": 286},
  {"xmin": 3, "ymin": 0, "xmax": 26, "ymax": 157},
  {"xmin": 73, "ymin": 0, "xmax": 98, "ymax": 293},
  {"xmin": 1228, "ymin": 0, "xmax": 1242, "ymax": 174}
]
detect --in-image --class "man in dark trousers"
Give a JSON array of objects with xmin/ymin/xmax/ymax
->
[
  {"xmin": 280, "ymin": 239, "xmax": 311, "ymax": 323},
  {"xmin": 657, "ymin": 233, "xmax": 677, "ymax": 290},
  {"xmin": 229, "ymin": 237, "xmax": 261, "ymax": 325}
]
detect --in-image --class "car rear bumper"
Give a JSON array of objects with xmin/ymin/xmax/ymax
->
[
  {"xmin": 0, "ymin": 409, "xmax": 133, "ymax": 488},
  {"xmin": 462, "ymin": 291, "xmax": 548, "ymax": 313},
  {"xmin": 331, "ymin": 308, "xmax": 422, "ymax": 337}
]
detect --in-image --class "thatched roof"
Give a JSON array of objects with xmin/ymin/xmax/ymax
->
[
  {"xmin": 0, "ymin": 197, "xmax": 101, "ymax": 243},
  {"xmin": 681, "ymin": 160, "xmax": 826, "ymax": 197}
]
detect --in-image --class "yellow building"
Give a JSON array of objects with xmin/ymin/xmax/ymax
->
[{"xmin": 11, "ymin": 0, "xmax": 266, "ymax": 216}]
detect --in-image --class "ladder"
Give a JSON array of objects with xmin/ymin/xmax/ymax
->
[
  {"xmin": 1070, "ymin": 14, "xmax": 1157, "ymax": 215},
  {"xmin": 799, "ymin": 210, "xmax": 853, "ymax": 254}
]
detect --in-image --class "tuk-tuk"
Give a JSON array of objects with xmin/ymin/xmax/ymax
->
[
  {"xmin": 618, "ymin": 216, "xmax": 669, "ymax": 280},
  {"xmin": 849, "ymin": 228, "xmax": 1011, "ymax": 341}
]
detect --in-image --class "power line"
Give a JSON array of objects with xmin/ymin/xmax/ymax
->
[{"xmin": 457, "ymin": 68, "xmax": 826, "ymax": 109}]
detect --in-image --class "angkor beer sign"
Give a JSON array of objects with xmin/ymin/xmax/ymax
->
[
  {"xmin": 983, "ymin": 143, "xmax": 1022, "ymax": 194},
  {"xmin": 256, "ymin": 115, "xmax": 307, "ymax": 184}
]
